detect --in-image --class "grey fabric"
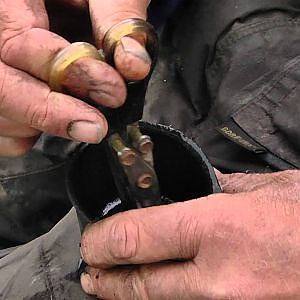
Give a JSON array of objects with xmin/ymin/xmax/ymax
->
[
  {"xmin": 0, "ymin": 135, "xmax": 79, "ymax": 248},
  {"xmin": 0, "ymin": 208, "xmax": 94, "ymax": 300},
  {"xmin": 144, "ymin": 8, "xmax": 300, "ymax": 172}
]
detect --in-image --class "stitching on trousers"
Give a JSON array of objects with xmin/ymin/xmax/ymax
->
[
  {"xmin": 217, "ymin": 18, "xmax": 300, "ymax": 51},
  {"xmin": 235, "ymin": 59, "xmax": 300, "ymax": 115}
]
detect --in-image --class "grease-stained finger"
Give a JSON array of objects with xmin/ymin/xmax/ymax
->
[
  {"xmin": 82, "ymin": 261, "xmax": 202, "ymax": 300},
  {"xmin": 0, "ymin": 61, "xmax": 108, "ymax": 143},
  {"xmin": 88, "ymin": 0, "xmax": 151, "ymax": 80},
  {"xmin": 0, "ymin": 1, "xmax": 126, "ymax": 107},
  {"xmin": 80, "ymin": 199, "xmax": 213, "ymax": 268}
]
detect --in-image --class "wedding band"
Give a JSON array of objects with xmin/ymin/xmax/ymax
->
[
  {"xmin": 103, "ymin": 18, "xmax": 158, "ymax": 66},
  {"xmin": 48, "ymin": 42, "xmax": 104, "ymax": 92}
]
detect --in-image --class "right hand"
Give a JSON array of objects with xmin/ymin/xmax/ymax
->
[
  {"xmin": 0, "ymin": 0, "xmax": 151, "ymax": 156},
  {"xmin": 80, "ymin": 170, "xmax": 300, "ymax": 299}
]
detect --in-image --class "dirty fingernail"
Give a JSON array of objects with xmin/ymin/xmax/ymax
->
[
  {"xmin": 68, "ymin": 120, "xmax": 104, "ymax": 144},
  {"xmin": 121, "ymin": 37, "xmax": 151, "ymax": 64},
  {"xmin": 81, "ymin": 272, "xmax": 96, "ymax": 295},
  {"xmin": 89, "ymin": 90, "xmax": 115, "ymax": 103},
  {"xmin": 125, "ymin": 49, "xmax": 151, "ymax": 65}
]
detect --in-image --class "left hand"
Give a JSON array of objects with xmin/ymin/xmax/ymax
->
[
  {"xmin": 0, "ymin": 0, "xmax": 151, "ymax": 156},
  {"xmin": 80, "ymin": 170, "xmax": 300, "ymax": 299}
]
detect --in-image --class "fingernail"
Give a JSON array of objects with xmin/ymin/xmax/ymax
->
[
  {"xmin": 68, "ymin": 120, "xmax": 104, "ymax": 144},
  {"xmin": 120, "ymin": 37, "xmax": 151, "ymax": 64},
  {"xmin": 89, "ymin": 90, "xmax": 116, "ymax": 104},
  {"xmin": 126, "ymin": 50, "xmax": 152, "ymax": 64},
  {"xmin": 81, "ymin": 272, "xmax": 96, "ymax": 295}
]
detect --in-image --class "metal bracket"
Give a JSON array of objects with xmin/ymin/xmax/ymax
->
[{"xmin": 107, "ymin": 123, "xmax": 161, "ymax": 208}]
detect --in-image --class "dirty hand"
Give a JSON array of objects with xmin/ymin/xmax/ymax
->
[
  {"xmin": 0, "ymin": 0, "xmax": 151, "ymax": 156},
  {"xmin": 80, "ymin": 170, "xmax": 300, "ymax": 299}
]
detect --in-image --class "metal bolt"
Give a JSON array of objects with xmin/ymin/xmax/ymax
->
[
  {"xmin": 127, "ymin": 123, "xmax": 142, "ymax": 140},
  {"xmin": 109, "ymin": 134, "xmax": 137, "ymax": 166},
  {"xmin": 138, "ymin": 136, "xmax": 153, "ymax": 154},
  {"xmin": 137, "ymin": 173, "xmax": 153, "ymax": 189},
  {"xmin": 127, "ymin": 124, "xmax": 153, "ymax": 154},
  {"xmin": 119, "ymin": 148, "xmax": 137, "ymax": 166}
]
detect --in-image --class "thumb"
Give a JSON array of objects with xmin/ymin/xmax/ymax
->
[
  {"xmin": 80, "ymin": 198, "xmax": 215, "ymax": 268},
  {"xmin": 88, "ymin": 0, "xmax": 151, "ymax": 80}
]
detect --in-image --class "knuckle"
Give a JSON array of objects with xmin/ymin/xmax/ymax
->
[
  {"xmin": 1, "ymin": 29, "xmax": 39, "ymax": 60},
  {"xmin": 119, "ymin": 270, "xmax": 136, "ymax": 300},
  {"xmin": 177, "ymin": 214, "xmax": 202, "ymax": 258},
  {"xmin": 26, "ymin": 92, "xmax": 53, "ymax": 132},
  {"xmin": 119, "ymin": 268, "xmax": 148, "ymax": 300},
  {"xmin": 80, "ymin": 228, "xmax": 96, "ymax": 265},
  {"xmin": 181, "ymin": 263, "xmax": 203, "ymax": 298},
  {"xmin": 105, "ymin": 216, "xmax": 139, "ymax": 262}
]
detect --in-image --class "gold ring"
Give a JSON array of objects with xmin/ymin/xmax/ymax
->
[
  {"xmin": 48, "ymin": 42, "xmax": 104, "ymax": 92},
  {"xmin": 103, "ymin": 18, "xmax": 158, "ymax": 66}
]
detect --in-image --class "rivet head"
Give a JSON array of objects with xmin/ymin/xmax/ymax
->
[
  {"xmin": 138, "ymin": 136, "xmax": 153, "ymax": 154},
  {"xmin": 137, "ymin": 173, "xmax": 153, "ymax": 189},
  {"xmin": 119, "ymin": 148, "xmax": 137, "ymax": 166}
]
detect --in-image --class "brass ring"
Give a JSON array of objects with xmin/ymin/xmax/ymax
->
[
  {"xmin": 103, "ymin": 18, "xmax": 158, "ymax": 67},
  {"xmin": 48, "ymin": 42, "xmax": 104, "ymax": 92}
]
